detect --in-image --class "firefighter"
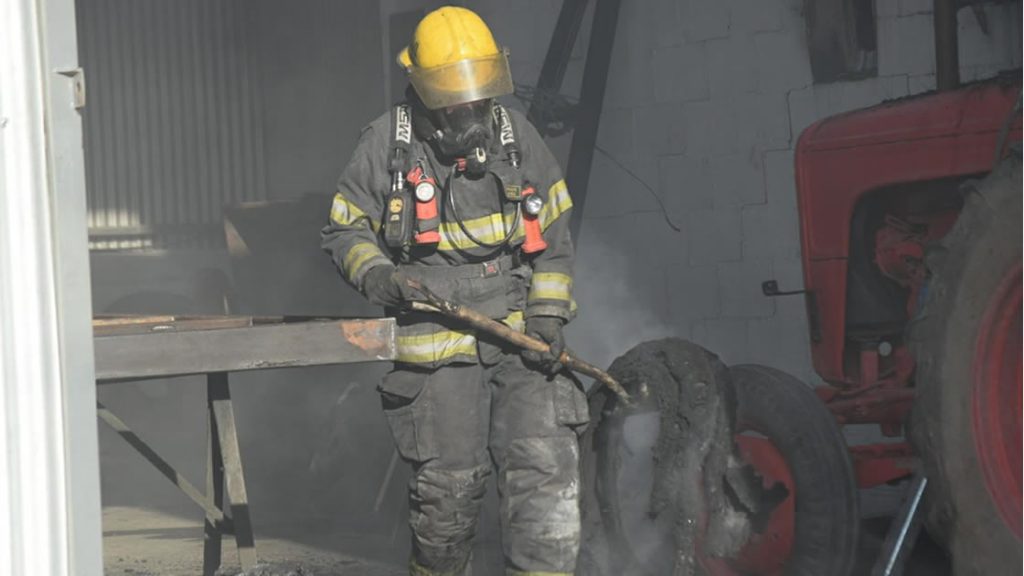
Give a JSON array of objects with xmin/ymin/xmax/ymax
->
[{"xmin": 320, "ymin": 6, "xmax": 586, "ymax": 575}]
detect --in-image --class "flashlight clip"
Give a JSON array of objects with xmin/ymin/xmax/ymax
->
[
  {"xmin": 520, "ymin": 184, "xmax": 547, "ymax": 254},
  {"xmin": 407, "ymin": 163, "xmax": 440, "ymax": 245}
]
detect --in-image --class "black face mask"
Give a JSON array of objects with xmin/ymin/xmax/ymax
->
[{"xmin": 434, "ymin": 99, "xmax": 494, "ymax": 175}]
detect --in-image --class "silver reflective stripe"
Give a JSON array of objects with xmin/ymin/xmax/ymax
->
[{"xmin": 529, "ymin": 272, "xmax": 573, "ymax": 302}]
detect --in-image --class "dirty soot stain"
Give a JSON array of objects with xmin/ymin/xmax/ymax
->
[
  {"xmin": 340, "ymin": 320, "xmax": 389, "ymax": 352},
  {"xmin": 590, "ymin": 338, "xmax": 787, "ymax": 576}
]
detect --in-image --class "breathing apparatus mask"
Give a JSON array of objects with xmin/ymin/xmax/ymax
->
[{"xmin": 430, "ymin": 99, "xmax": 495, "ymax": 177}]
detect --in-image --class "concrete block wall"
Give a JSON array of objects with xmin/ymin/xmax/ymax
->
[{"xmin": 448, "ymin": 0, "xmax": 1021, "ymax": 383}]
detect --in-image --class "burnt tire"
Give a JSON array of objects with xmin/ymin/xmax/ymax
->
[
  {"xmin": 586, "ymin": 356, "xmax": 858, "ymax": 576},
  {"xmin": 730, "ymin": 365, "xmax": 859, "ymax": 576},
  {"xmin": 910, "ymin": 153, "xmax": 1023, "ymax": 576}
]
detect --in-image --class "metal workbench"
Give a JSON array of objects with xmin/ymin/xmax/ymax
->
[{"xmin": 94, "ymin": 315, "xmax": 396, "ymax": 576}]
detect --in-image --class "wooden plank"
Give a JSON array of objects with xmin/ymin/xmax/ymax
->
[
  {"xmin": 93, "ymin": 315, "xmax": 257, "ymax": 337},
  {"xmin": 209, "ymin": 374, "xmax": 257, "ymax": 569},
  {"xmin": 93, "ymin": 315, "xmax": 178, "ymax": 326},
  {"xmin": 203, "ymin": 376, "xmax": 227, "ymax": 576},
  {"xmin": 95, "ymin": 318, "xmax": 396, "ymax": 381}
]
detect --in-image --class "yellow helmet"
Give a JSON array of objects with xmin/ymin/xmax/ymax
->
[{"xmin": 397, "ymin": 6, "xmax": 514, "ymax": 110}]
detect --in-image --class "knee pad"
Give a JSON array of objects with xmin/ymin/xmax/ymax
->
[{"xmin": 409, "ymin": 463, "xmax": 491, "ymax": 568}]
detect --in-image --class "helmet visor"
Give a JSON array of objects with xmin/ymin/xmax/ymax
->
[{"xmin": 410, "ymin": 51, "xmax": 514, "ymax": 110}]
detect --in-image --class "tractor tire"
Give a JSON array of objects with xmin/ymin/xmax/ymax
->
[
  {"xmin": 587, "ymin": 360, "xmax": 859, "ymax": 576},
  {"xmin": 728, "ymin": 365, "xmax": 860, "ymax": 576},
  {"xmin": 910, "ymin": 153, "xmax": 1023, "ymax": 576}
]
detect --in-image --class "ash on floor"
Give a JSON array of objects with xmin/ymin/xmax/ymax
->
[{"xmin": 102, "ymin": 507, "xmax": 405, "ymax": 576}]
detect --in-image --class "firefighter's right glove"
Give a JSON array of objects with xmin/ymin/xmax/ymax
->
[
  {"xmin": 362, "ymin": 265, "xmax": 405, "ymax": 307},
  {"xmin": 522, "ymin": 316, "xmax": 566, "ymax": 375}
]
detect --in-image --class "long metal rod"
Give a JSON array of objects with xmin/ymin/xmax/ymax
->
[
  {"xmin": 374, "ymin": 449, "xmax": 400, "ymax": 514},
  {"xmin": 872, "ymin": 475, "xmax": 928, "ymax": 576},
  {"xmin": 566, "ymin": 0, "xmax": 622, "ymax": 241},
  {"xmin": 934, "ymin": 0, "xmax": 960, "ymax": 91}
]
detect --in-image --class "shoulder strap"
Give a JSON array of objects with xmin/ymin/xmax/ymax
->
[
  {"xmin": 492, "ymin": 103, "xmax": 522, "ymax": 168},
  {"xmin": 389, "ymin": 104, "xmax": 413, "ymax": 175}
]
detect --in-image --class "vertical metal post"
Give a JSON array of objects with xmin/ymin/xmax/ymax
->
[
  {"xmin": 208, "ymin": 373, "xmax": 257, "ymax": 570},
  {"xmin": 0, "ymin": 0, "xmax": 102, "ymax": 574},
  {"xmin": 934, "ymin": 0, "xmax": 960, "ymax": 91},
  {"xmin": 565, "ymin": 0, "xmax": 622, "ymax": 241},
  {"xmin": 527, "ymin": 0, "xmax": 591, "ymax": 128}
]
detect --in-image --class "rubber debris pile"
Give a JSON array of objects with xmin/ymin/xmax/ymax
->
[{"xmin": 583, "ymin": 338, "xmax": 787, "ymax": 576}]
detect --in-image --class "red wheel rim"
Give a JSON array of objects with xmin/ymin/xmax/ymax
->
[
  {"xmin": 971, "ymin": 262, "xmax": 1023, "ymax": 540},
  {"xmin": 700, "ymin": 433, "xmax": 796, "ymax": 576}
]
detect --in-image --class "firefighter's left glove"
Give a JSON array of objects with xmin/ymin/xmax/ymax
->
[
  {"xmin": 362, "ymin": 264, "xmax": 405, "ymax": 307},
  {"xmin": 522, "ymin": 316, "xmax": 566, "ymax": 375}
]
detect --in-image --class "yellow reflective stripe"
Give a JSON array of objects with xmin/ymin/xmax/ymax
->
[
  {"xmin": 396, "ymin": 329, "xmax": 477, "ymax": 364},
  {"xmin": 539, "ymin": 179, "xmax": 572, "ymax": 232},
  {"xmin": 502, "ymin": 310, "xmax": 525, "ymax": 332},
  {"xmin": 432, "ymin": 179, "xmax": 570, "ymax": 251},
  {"xmin": 330, "ymin": 192, "xmax": 380, "ymax": 232},
  {"xmin": 438, "ymin": 211, "xmax": 522, "ymax": 251},
  {"xmin": 343, "ymin": 242, "xmax": 387, "ymax": 281},
  {"xmin": 529, "ymin": 272, "xmax": 573, "ymax": 302}
]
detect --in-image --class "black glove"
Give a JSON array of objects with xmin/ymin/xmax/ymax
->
[
  {"xmin": 362, "ymin": 265, "xmax": 404, "ymax": 307},
  {"xmin": 522, "ymin": 316, "xmax": 566, "ymax": 375}
]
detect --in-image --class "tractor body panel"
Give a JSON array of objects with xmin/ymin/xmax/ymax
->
[{"xmin": 794, "ymin": 79, "xmax": 1021, "ymax": 384}]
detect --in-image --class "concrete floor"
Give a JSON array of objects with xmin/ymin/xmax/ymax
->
[
  {"xmin": 103, "ymin": 504, "xmax": 951, "ymax": 576},
  {"xmin": 96, "ymin": 374, "xmax": 950, "ymax": 575},
  {"xmin": 102, "ymin": 507, "xmax": 404, "ymax": 576}
]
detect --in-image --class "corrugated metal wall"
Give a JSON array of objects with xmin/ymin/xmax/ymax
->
[{"xmin": 77, "ymin": 0, "xmax": 266, "ymax": 250}]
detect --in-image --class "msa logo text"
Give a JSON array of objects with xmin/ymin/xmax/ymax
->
[
  {"xmin": 395, "ymin": 106, "xmax": 412, "ymax": 144},
  {"xmin": 497, "ymin": 107, "xmax": 514, "ymax": 146}
]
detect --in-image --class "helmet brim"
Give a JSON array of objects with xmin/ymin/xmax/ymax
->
[{"xmin": 409, "ymin": 51, "xmax": 514, "ymax": 110}]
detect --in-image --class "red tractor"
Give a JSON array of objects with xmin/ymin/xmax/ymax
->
[
  {"xmin": 785, "ymin": 75, "xmax": 1021, "ymax": 574},
  {"xmin": 592, "ymin": 77, "xmax": 1021, "ymax": 576},
  {"xmin": 743, "ymin": 75, "xmax": 1023, "ymax": 573},
  {"xmin": 588, "ymin": 74, "xmax": 1021, "ymax": 576}
]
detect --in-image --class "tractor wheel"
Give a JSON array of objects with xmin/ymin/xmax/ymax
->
[
  {"xmin": 719, "ymin": 365, "xmax": 859, "ymax": 576},
  {"xmin": 589, "ymin": 363, "xmax": 858, "ymax": 576},
  {"xmin": 910, "ymin": 153, "xmax": 1023, "ymax": 575}
]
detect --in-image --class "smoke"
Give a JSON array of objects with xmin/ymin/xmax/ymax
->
[
  {"xmin": 615, "ymin": 411, "xmax": 676, "ymax": 573},
  {"xmin": 93, "ymin": 209, "xmax": 689, "ymax": 574},
  {"xmin": 566, "ymin": 223, "xmax": 686, "ymax": 372},
  {"xmin": 566, "ymin": 227, "xmax": 690, "ymax": 575}
]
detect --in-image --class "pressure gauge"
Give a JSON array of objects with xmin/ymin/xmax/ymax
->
[{"xmin": 415, "ymin": 181, "xmax": 436, "ymax": 202}]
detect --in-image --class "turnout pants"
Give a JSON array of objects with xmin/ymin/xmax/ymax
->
[{"xmin": 379, "ymin": 351, "xmax": 589, "ymax": 575}]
